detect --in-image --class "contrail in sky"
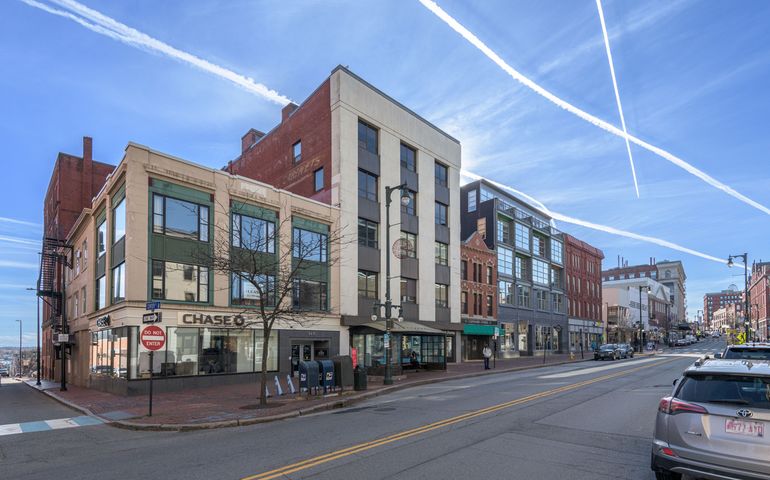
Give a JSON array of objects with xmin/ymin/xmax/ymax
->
[
  {"xmin": 461, "ymin": 170, "xmax": 730, "ymax": 266},
  {"xmin": 21, "ymin": 0, "xmax": 293, "ymax": 106},
  {"xmin": 419, "ymin": 0, "xmax": 770, "ymax": 216},
  {"xmin": 596, "ymin": 0, "xmax": 639, "ymax": 198}
]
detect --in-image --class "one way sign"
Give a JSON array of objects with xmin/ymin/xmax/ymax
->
[{"xmin": 142, "ymin": 312, "xmax": 162, "ymax": 324}]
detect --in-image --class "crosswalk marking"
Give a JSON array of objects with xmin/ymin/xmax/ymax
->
[{"xmin": 0, "ymin": 415, "xmax": 105, "ymax": 437}]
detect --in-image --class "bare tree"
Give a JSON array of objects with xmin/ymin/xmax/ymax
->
[{"xmin": 192, "ymin": 199, "xmax": 348, "ymax": 407}]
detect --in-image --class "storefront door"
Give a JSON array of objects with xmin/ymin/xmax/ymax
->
[{"xmin": 290, "ymin": 340, "xmax": 330, "ymax": 376}]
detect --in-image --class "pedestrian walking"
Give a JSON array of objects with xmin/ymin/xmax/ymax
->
[{"xmin": 482, "ymin": 345, "xmax": 492, "ymax": 370}]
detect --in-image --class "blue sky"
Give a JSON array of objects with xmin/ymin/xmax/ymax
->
[{"xmin": 1, "ymin": 0, "xmax": 769, "ymax": 345}]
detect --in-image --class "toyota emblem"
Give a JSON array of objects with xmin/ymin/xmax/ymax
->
[{"xmin": 736, "ymin": 409, "xmax": 753, "ymax": 418}]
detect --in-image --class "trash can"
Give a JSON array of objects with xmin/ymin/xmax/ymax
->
[
  {"xmin": 316, "ymin": 359, "xmax": 335, "ymax": 393},
  {"xmin": 332, "ymin": 355, "xmax": 354, "ymax": 390},
  {"xmin": 353, "ymin": 365, "xmax": 368, "ymax": 391},
  {"xmin": 298, "ymin": 360, "xmax": 319, "ymax": 393}
]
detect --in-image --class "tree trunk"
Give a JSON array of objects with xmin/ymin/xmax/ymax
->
[{"xmin": 259, "ymin": 326, "xmax": 271, "ymax": 407}]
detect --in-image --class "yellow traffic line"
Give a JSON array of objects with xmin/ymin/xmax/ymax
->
[{"xmin": 243, "ymin": 358, "xmax": 675, "ymax": 480}]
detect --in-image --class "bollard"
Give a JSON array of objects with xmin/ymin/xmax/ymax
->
[
  {"xmin": 286, "ymin": 374, "xmax": 296, "ymax": 394},
  {"xmin": 274, "ymin": 375, "xmax": 284, "ymax": 396},
  {"xmin": 264, "ymin": 384, "xmax": 271, "ymax": 398}
]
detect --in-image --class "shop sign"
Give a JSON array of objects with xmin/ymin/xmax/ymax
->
[
  {"xmin": 383, "ymin": 332, "xmax": 390, "ymax": 349},
  {"xmin": 96, "ymin": 315, "xmax": 110, "ymax": 328},
  {"xmin": 179, "ymin": 312, "xmax": 247, "ymax": 327}
]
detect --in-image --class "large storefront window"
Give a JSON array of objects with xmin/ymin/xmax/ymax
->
[
  {"xmin": 231, "ymin": 273, "xmax": 276, "ymax": 307},
  {"xmin": 534, "ymin": 325, "xmax": 559, "ymax": 352},
  {"xmin": 132, "ymin": 326, "xmax": 278, "ymax": 379},
  {"xmin": 152, "ymin": 260, "xmax": 209, "ymax": 303},
  {"xmin": 90, "ymin": 327, "xmax": 132, "ymax": 378}
]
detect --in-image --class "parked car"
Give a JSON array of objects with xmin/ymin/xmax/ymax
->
[
  {"xmin": 0, "ymin": 367, "xmax": 9, "ymax": 377},
  {"xmin": 674, "ymin": 339, "xmax": 687, "ymax": 347},
  {"xmin": 652, "ymin": 359, "xmax": 770, "ymax": 479},
  {"xmin": 711, "ymin": 331, "xmax": 721, "ymax": 338},
  {"xmin": 594, "ymin": 344, "xmax": 622, "ymax": 361},
  {"xmin": 617, "ymin": 343, "xmax": 634, "ymax": 359}
]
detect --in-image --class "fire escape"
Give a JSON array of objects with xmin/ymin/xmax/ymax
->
[{"xmin": 37, "ymin": 236, "xmax": 72, "ymax": 390}]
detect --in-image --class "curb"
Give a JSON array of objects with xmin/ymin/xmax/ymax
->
[{"xmin": 26, "ymin": 354, "xmax": 652, "ymax": 432}]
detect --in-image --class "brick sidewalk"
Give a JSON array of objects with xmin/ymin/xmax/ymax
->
[{"xmin": 33, "ymin": 353, "xmax": 599, "ymax": 429}]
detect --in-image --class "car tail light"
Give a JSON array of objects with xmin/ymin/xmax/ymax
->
[
  {"xmin": 658, "ymin": 396, "xmax": 672, "ymax": 413},
  {"xmin": 665, "ymin": 398, "xmax": 708, "ymax": 415}
]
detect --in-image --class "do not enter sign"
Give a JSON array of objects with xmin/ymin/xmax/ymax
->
[{"xmin": 141, "ymin": 325, "xmax": 166, "ymax": 351}]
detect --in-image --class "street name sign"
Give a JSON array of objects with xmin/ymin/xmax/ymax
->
[{"xmin": 146, "ymin": 301, "xmax": 161, "ymax": 311}]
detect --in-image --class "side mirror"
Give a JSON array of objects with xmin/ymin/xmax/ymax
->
[
  {"xmin": 672, "ymin": 378, "xmax": 678, "ymax": 386},
  {"xmin": 714, "ymin": 353, "xmax": 722, "ymax": 359}
]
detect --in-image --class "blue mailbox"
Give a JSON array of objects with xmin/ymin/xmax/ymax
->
[
  {"xmin": 316, "ymin": 359, "xmax": 335, "ymax": 393},
  {"xmin": 298, "ymin": 361, "xmax": 319, "ymax": 392}
]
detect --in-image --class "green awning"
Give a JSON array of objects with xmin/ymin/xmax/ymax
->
[{"xmin": 463, "ymin": 324, "xmax": 499, "ymax": 336}]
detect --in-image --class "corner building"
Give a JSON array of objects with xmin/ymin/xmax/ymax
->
[
  {"xmin": 60, "ymin": 143, "xmax": 341, "ymax": 394},
  {"xmin": 226, "ymin": 66, "xmax": 462, "ymax": 371}
]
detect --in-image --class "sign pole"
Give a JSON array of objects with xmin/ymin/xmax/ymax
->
[{"xmin": 148, "ymin": 350, "xmax": 154, "ymax": 417}]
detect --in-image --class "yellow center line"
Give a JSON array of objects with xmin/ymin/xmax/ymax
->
[{"xmin": 243, "ymin": 358, "xmax": 675, "ymax": 480}]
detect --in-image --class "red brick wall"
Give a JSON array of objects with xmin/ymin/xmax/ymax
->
[
  {"xmin": 461, "ymin": 232, "xmax": 497, "ymax": 320},
  {"xmin": 226, "ymin": 80, "xmax": 332, "ymax": 204},
  {"xmin": 564, "ymin": 233, "xmax": 604, "ymax": 322}
]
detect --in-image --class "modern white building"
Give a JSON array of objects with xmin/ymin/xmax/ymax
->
[{"xmin": 603, "ymin": 277, "xmax": 671, "ymax": 345}]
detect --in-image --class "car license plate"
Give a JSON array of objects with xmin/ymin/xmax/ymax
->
[{"xmin": 725, "ymin": 419, "xmax": 765, "ymax": 437}]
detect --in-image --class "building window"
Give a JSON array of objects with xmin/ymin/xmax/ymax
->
[
  {"xmin": 113, "ymin": 197, "xmax": 126, "ymax": 244},
  {"xmin": 515, "ymin": 255, "xmax": 529, "ymax": 280},
  {"xmin": 82, "ymin": 240, "xmax": 88, "ymax": 270},
  {"xmin": 435, "ymin": 284, "xmax": 448, "ymax": 308},
  {"xmin": 497, "ymin": 219, "xmax": 511, "ymax": 244},
  {"xmin": 314, "ymin": 167, "xmax": 324, "ymax": 192},
  {"xmin": 152, "ymin": 194, "xmax": 209, "ymax": 242},
  {"xmin": 536, "ymin": 290, "xmax": 548, "ymax": 310},
  {"xmin": 515, "ymin": 223, "xmax": 529, "ymax": 250},
  {"xmin": 73, "ymin": 293, "xmax": 78, "ymax": 318},
  {"xmin": 400, "ymin": 143, "xmax": 416, "ymax": 172},
  {"xmin": 551, "ymin": 293, "xmax": 563, "ymax": 313},
  {"xmin": 152, "ymin": 260, "xmax": 209, "ymax": 302},
  {"xmin": 517, "ymin": 285, "xmax": 530, "ymax": 307},
  {"xmin": 358, "ymin": 218, "xmax": 378, "ymax": 249},
  {"xmin": 532, "ymin": 259, "xmax": 549, "ymax": 285},
  {"xmin": 461, "ymin": 260, "xmax": 467, "ymax": 280},
  {"xmin": 533, "ymin": 233, "xmax": 547, "ymax": 257},
  {"xmin": 486, "ymin": 266, "xmax": 493, "ymax": 284},
  {"xmin": 499, "ymin": 280, "xmax": 514, "ymax": 305},
  {"xmin": 435, "ymin": 202, "xmax": 448, "ymax": 226},
  {"xmin": 112, "ymin": 262, "xmax": 125, "ymax": 303},
  {"xmin": 467, "ymin": 190, "xmax": 477, "ymax": 212},
  {"xmin": 400, "ymin": 231, "xmax": 417, "ymax": 258},
  {"xmin": 96, "ymin": 275, "xmax": 106, "ymax": 310},
  {"xmin": 81, "ymin": 287, "xmax": 87, "ymax": 316},
  {"xmin": 75, "ymin": 250, "xmax": 80, "ymax": 276},
  {"xmin": 292, "ymin": 279, "xmax": 328, "ymax": 311},
  {"xmin": 487, "ymin": 295, "xmax": 493, "ymax": 316},
  {"xmin": 231, "ymin": 273, "xmax": 276, "ymax": 307},
  {"xmin": 358, "ymin": 120, "xmax": 378, "ymax": 154},
  {"xmin": 358, "ymin": 271, "xmax": 378, "ymax": 299},
  {"xmin": 401, "ymin": 278, "xmax": 417, "ymax": 303},
  {"xmin": 292, "ymin": 228, "xmax": 328, "ymax": 262},
  {"xmin": 551, "ymin": 240, "xmax": 563, "ymax": 264},
  {"xmin": 97, "ymin": 220, "xmax": 107, "ymax": 257},
  {"xmin": 498, "ymin": 246, "xmax": 513, "ymax": 276},
  {"xmin": 293, "ymin": 140, "xmax": 302, "ymax": 163},
  {"xmin": 551, "ymin": 267, "xmax": 562, "ymax": 289},
  {"xmin": 401, "ymin": 190, "xmax": 416, "ymax": 216},
  {"xmin": 435, "ymin": 162, "xmax": 448, "ymax": 187},
  {"xmin": 461, "ymin": 292, "xmax": 468, "ymax": 314},
  {"xmin": 232, "ymin": 213, "xmax": 275, "ymax": 253},
  {"xmin": 435, "ymin": 242, "xmax": 448, "ymax": 266},
  {"xmin": 358, "ymin": 169, "xmax": 378, "ymax": 202}
]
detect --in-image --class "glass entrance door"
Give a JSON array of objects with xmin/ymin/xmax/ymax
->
[{"xmin": 291, "ymin": 342, "xmax": 314, "ymax": 376}]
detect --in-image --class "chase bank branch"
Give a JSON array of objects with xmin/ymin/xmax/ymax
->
[{"xmin": 63, "ymin": 143, "xmax": 346, "ymax": 395}]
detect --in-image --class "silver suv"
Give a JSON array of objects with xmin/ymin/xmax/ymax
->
[
  {"xmin": 717, "ymin": 343, "xmax": 770, "ymax": 361},
  {"xmin": 652, "ymin": 359, "xmax": 770, "ymax": 479}
]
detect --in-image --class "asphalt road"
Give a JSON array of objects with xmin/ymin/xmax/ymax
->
[{"xmin": 0, "ymin": 339, "xmax": 725, "ymax": 480}]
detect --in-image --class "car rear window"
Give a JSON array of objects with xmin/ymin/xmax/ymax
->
[
  {"xmin": 677, "ymin": 374, "xmax": 770, "ymax": 409},
  {"xmin": 723, "ymin": 349, "xmax": 770, "ymax": 360}
]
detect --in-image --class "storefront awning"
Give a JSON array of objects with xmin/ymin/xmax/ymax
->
[
  {"xmin": 463, "ymin": 324, "xmax": 500, "ymax": 336},
  {"xmin": 358, "ymin": 320, "xmax": 446, "ymax": 335}
]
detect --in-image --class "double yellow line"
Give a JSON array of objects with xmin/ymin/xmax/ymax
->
[{"xmin": 243, "ymin": 358, "xmax": 673, "ymax": 480}]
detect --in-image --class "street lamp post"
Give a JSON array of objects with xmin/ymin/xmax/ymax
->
[
  {"xmin": 372, "ymin": 183, "xmax": 410, "ymax": 386},
  {"xmin": 26, "ymin": 286, "xmax": 41, "ymax": 386},
  {"xmin": 15, "ymin": 319, "xmax": 22, "ymax": 377},
  {"xmin": 727, "ymin": 253, "xmax": 750, "ymax": 344},
  {"xmin": 638, "ymin": 285, "xmax": 650, "ymax": 353}
]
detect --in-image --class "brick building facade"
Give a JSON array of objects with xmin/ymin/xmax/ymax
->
[
  {"xmin": 749, "ymin": 262, "xmax": 770, "ymax": 340},
  {"xmin": 563, "ymin": 234, "xmax": 604, "ymax": 352},
  {"xmin": 460, "ymin": 230, "xmax": 497, "ymax": 360},
  {"xmin": 703, "ymin": 289, "xmax": 743, "ymax": 329}
]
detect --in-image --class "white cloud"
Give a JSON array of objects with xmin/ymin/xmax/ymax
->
[{"xmin": 0, "ymin": 260, "xmax": 39, "ymax": 270}]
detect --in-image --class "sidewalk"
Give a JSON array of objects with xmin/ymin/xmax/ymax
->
[{"xmin": 27, "ymin": 352, "xmax": 634, "ymax": 431}]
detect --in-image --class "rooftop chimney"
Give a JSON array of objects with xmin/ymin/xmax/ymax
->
[
  {"xmin": 281, "ymin": 102, "xmax": 299, "ymax": 122},
  {"xmin": 241, "ymin": 128, "xmax": 266, "ymax": 153},
  {"xmin": 82, "ymin": 136, "xmax": 94, "ymax": 205}
]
